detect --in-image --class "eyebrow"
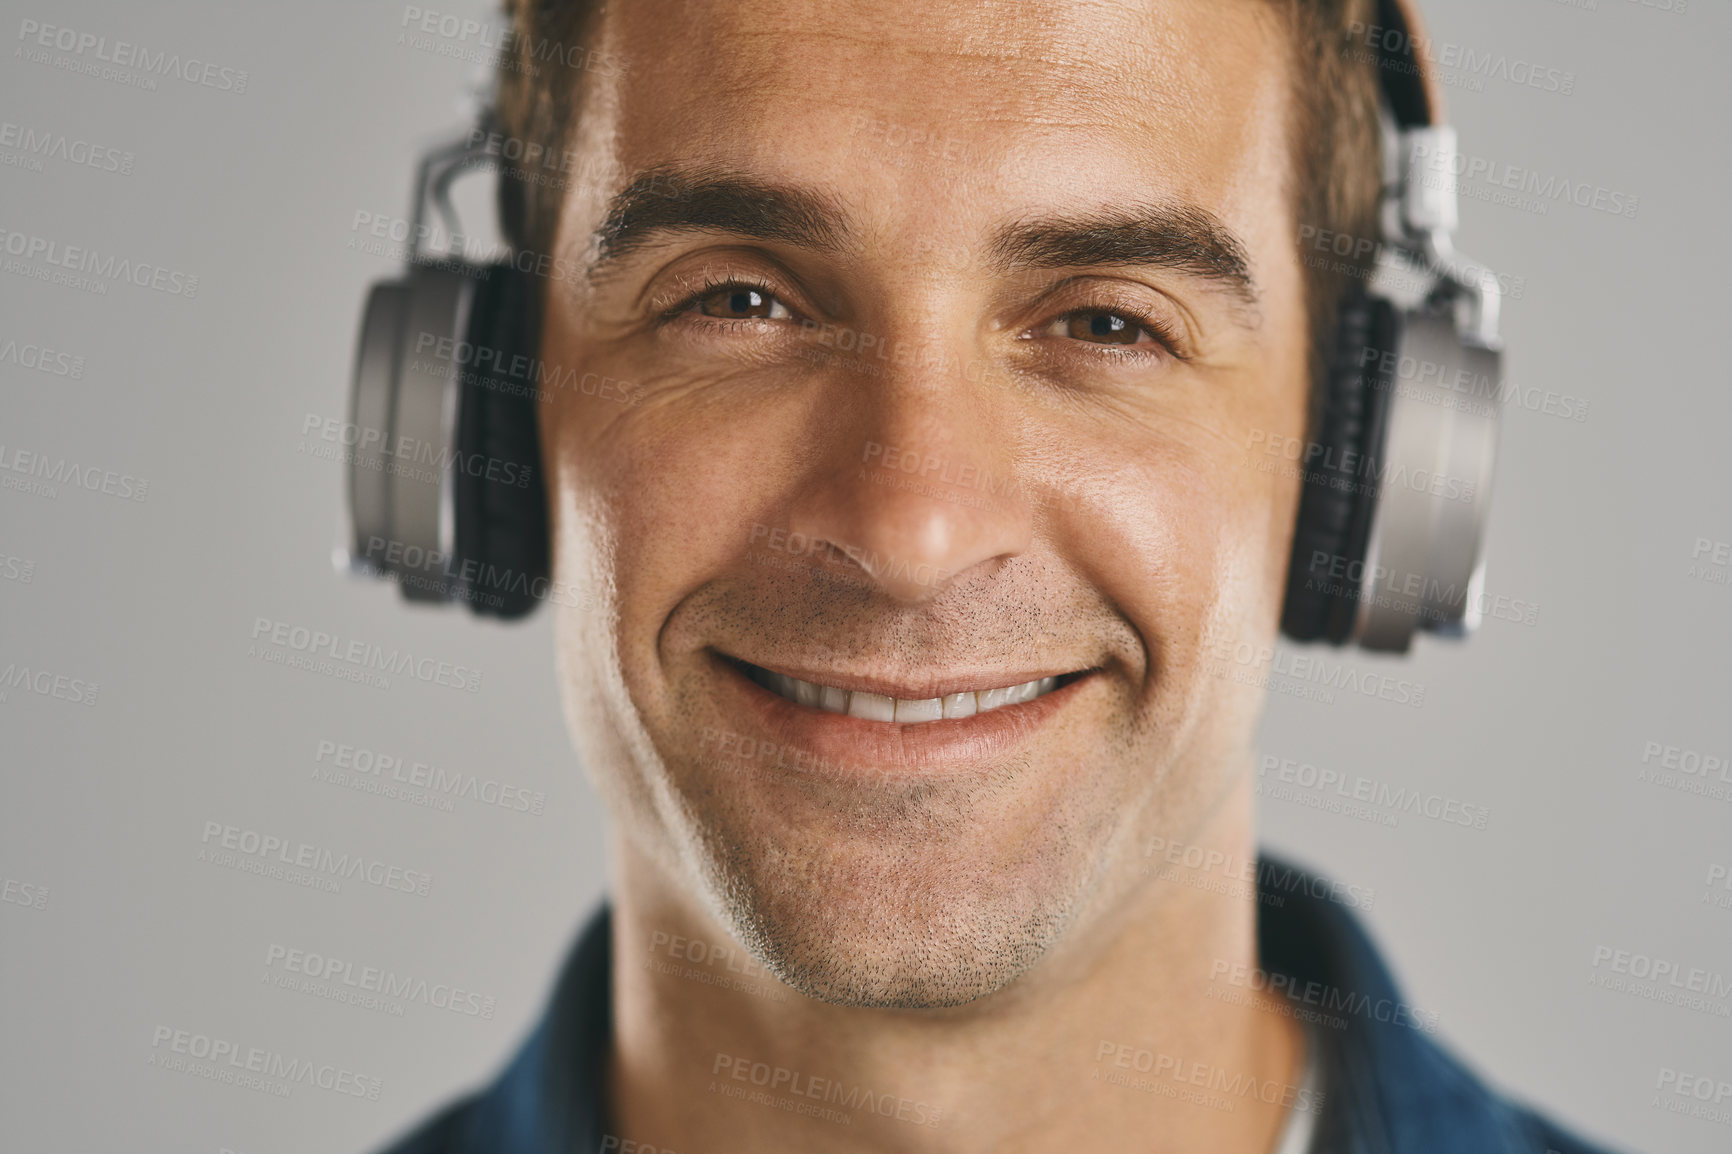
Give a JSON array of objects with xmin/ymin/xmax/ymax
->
[
  {"xmin": 989, "ymin": 205, "xmax": 1260, "ymax": 310},
  {"xmin": 591, "ymin": 169, "xmax": 1258, "ymax": 311},
  {"xmin": 592, "ymin": 167, "xmax": 851, "ymax": 272}
]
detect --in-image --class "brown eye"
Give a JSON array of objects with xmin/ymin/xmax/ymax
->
[
  {"xmin": 1063, "ymin": 311, "xmax": 1142, "ymax": 345},
  {"xmin": 696, "ymin": 285, "xmax": 791, "ymax": 320}
]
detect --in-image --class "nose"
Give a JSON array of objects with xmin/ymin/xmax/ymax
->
[{"xmin": 785, "ymin": 355, "xmax": 1034, "ymax": 603}]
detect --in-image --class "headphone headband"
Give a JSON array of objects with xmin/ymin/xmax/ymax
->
[{"xmin": 1378, "ymin": 0, "xmax": 1443, "ymax": 129}]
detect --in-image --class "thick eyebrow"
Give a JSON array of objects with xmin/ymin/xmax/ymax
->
[
  {"xmin": 989, "ymin": 204, "xmax": 1260, "ymax": 311},
  {"xmin": 590, "ymin": 172, "xmax": 1258, "ymax": 315},
  {"xmin": 591, "ymin": 167, "xmax": 851, "ymax": 273}
]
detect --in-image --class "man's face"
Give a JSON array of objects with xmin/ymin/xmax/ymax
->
[{"xmin": 539, "ymin": 0, "xmax": 1308, "ymax": 1007}]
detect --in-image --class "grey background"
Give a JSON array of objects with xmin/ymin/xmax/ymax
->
[{"xmin": 1, "ymin": 1, "xmax": 1727, "ymax": 1151}]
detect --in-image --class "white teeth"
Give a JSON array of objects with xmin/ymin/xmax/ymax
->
[
  {"xmin": 755, "ymin": 667, "xmax": 1064, "ymax": 723},
  {"xmin": 894, "ymin": 697, "xmax": 944, "ymax": 723},
  {"xmin": 1019, "ymin": 677, "xmax": 1057, "ymax": 704},
  {"xmin": 941, "ymin": 692, "xmax": 977, "ymax": 719},
  {"xmin": 848, "ymin": 691, "xmax": 897, "ymax": 722}
]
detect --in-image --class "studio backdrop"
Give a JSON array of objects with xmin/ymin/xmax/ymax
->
[{"xmin": 1, "ymin": 1, "xmax": 1728, "ymax": 1152}]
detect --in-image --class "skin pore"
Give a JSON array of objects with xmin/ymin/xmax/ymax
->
[{"xmin": 534, "ymin": 0, "xmax": 1315, "ymax": 1149}]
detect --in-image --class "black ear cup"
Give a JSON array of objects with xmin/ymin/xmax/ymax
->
[
  {"xmin": 1280, "ymin": 287, "xmax": 1399, "ymax": 644},
  {"xmin": 451, "ymin": 263, "xmax": 550, "ymax": 619}
]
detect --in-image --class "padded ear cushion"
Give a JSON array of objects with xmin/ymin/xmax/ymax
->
[
  {"xmin": 1281, "ymin": 287, "xmax": 1399, "ymax": 644},
  {"xmin": 452, "ymin": 263, "xmax": 550, "ymax": 619}
]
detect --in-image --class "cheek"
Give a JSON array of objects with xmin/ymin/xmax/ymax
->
[
  {"xmin": 1106, "ymin": 453, "xmax": 1263, "ymax": 646},
  {"xmin": 1045, "ymin": 393, "xmax": 1297, "ymax": 713},
  {"xmin": 542, "ymin": 371, "xmax": 819, "ymax": 680}
]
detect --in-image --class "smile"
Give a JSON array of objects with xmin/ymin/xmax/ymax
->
[{"xmin": 738, "ymin": 661, "xmax": 1068, "ymax": 724}]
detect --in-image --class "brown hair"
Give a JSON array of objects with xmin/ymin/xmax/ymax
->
[{"xmin": 492, "ymin": 0, "xmax": 1385, "ymax": 430}]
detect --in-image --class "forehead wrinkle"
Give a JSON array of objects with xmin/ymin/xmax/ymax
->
[
  {"xmin": 637, "ymin": 57, "xmax": 1161, "ymax": 175},
  {"xmin": 642, "ymin": 3, "xmax": 1195, "ymax": 120},
  {"xmin": 690, "ymin": 0, "xmax": 1183, "ymax": 60},
  {"xmin": 718, "ymin": 42, "xmax": 1162, "ymax": 121}
]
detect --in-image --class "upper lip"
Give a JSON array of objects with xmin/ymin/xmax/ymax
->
[{"xmin": 721, "ymin": 652, "xmax": 1091, "ymax": 701}]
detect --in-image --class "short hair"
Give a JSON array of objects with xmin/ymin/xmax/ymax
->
[{"xmin": 493, "ymin": 0, "xmax": 1384, "ymax": 433}]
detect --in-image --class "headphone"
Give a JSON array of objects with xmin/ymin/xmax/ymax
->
[{"xmin": 342, "ymin": 0, "xmax": 1504, "ymax": 654}]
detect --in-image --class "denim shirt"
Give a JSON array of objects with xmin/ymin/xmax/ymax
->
[{"xmin": 372, "ymin": 858, "xmax": 1627, "ymax": 1154}]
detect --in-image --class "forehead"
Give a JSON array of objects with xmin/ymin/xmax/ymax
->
[{"xmin": 584, "ymin": 0, "xmax": 1295, "ymax": 235}]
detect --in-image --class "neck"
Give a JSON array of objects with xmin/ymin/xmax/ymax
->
[{"xmin": 606, "ymin": 773, "xmax": 1301, "ymax": 1154}]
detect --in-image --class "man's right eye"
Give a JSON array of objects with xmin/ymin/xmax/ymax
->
[{"xmin": 694, "ymin": 284, "xmax": 793, "ymax": 321}]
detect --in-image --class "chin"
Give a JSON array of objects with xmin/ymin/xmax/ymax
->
[{"xmin": 680, "ymin": 796, "xmax": 1102, "ymax": 1010}]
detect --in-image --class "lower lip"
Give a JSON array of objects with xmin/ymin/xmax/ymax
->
[{"xmin": 709, "ymin": 652, "xmax": 1092, "ymax": 781}]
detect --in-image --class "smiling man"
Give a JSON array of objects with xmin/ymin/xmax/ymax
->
[{"xmin": 365, "ymin": 0, "xmax": 1622, "ymax": 1152}]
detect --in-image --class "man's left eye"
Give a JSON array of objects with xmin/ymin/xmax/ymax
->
[
  {"xmin": 695, "ymin": 285, "xmax": 794, "ymax": 321},
  {"xmin": 1048, "ymin": 310, "xmax": 1153, "ymax": 346}
]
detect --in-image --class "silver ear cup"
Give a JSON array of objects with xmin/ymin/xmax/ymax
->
[
  {"xmin": 1353, "ymin": 311, "xmax": 1502, "ymax": 651},
  {"xmin": 345, "ymin": 264, "xmax": 478, "ymax": 602},
  {"xmin": 348, "ymin": 280, "xmax": 404, "ymax": 576}
]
